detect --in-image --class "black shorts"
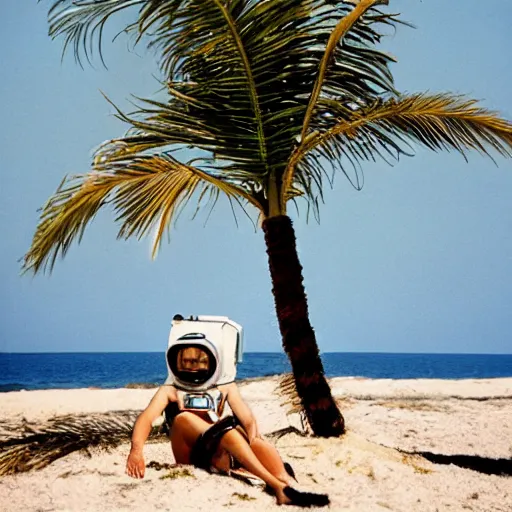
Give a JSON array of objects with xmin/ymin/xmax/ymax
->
[
  {"xmin": 190, "ymin": 415, "xmax": 241, "ymax": 470},
  {"xmin": 164, "ymin": 403, "xmax": 244, "ymax": 471}
]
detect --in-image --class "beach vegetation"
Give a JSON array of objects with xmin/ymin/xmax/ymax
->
[
  {"xmin": 232, "ymin": 492, "xmax": 257, "ymax": 501},
  {"xmin": 0, "ymin": 411, "xmax": 142, "ymax": 476},
  {"xmin": 159, "ymin": 467, "xmax": 195, "ymax": 479},
  {"xmin": 401, "ymin": 454, "xmax": 432, "ymax": 474}
]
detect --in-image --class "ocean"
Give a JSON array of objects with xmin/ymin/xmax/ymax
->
[{"xmin": 1, "ymin": 352, "xmax": 511, "ymax": 392}]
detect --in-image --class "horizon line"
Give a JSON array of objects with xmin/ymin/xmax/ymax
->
[{"xmin": 1, "ymin": 351, "xmax": 511, "ymax": 356}]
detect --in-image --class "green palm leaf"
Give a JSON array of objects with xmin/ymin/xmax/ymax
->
[
  {"xmin": 45, "ymin": 0, "xmax": 402, "ymax": 200},
  {"xmin": 47, "ymin": 0, "xmax": 144, "ymax": 67},
  {"xmin": 23, "ymin": 153, "xmax": 262, "ymax": 274},
  {"xmin": 300, "ymin": 0, "xmax": 391, "ymax": 143},
  {"xmin": 284, "ymin": 94, "xmax": 512, "ymax": 204}
]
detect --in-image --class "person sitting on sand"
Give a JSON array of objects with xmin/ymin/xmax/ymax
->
[{"xmin": 125, "ymin": 343, "xmax": 329, "ymax": 507}]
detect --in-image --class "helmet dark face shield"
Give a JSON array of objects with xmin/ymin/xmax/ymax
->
[
  {"xmin": 164, "ymin": 316, "xmax": 243, "ymax": 389},
  {"xmin": 167, "ymin": 345, "xmax": 217, "ymax": 386}
]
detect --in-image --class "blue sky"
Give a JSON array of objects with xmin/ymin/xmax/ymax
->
[{"xmin": 1, "ymin": 0, "xmax": 511, "ymax": 354}]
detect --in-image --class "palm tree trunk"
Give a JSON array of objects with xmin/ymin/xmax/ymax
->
[{"xmin": 262, "ymin": 215, "xmax": 345, "ymax": 437}]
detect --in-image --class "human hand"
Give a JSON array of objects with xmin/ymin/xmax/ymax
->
[{"xmin": 126, "ymin": 449, "xmax": 145, "ymax": 479}]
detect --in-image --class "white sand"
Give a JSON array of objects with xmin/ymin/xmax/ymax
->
[{"xmin": 1, "ymin": 377, "xmax": 511, "ymax": 511}]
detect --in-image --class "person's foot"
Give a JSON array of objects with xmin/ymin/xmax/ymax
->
[{"xmin": 275, "ymin": 486, "xmax": 330, "ymax": 507}]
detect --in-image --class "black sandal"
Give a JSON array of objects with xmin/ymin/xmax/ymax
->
[{"xmin": 282, "ymin": 487, "xmax": 330, "ymax": 508}]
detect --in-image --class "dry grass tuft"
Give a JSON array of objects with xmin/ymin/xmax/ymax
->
[
  {"xmin": 401, "ymin": 454, "xmax": 433, "ymax": 474},
  {"xmin": 376, "ymin": 400, "xmax": 450, "ymax": 413},
  {"xmin": 346, "ymin": 464, "xmax": 376, "ymax": 479},
  {"xmin": 335, "ymin": 397, "xmax": 356, "ymax": 409},
  {"xmin": 232, "ymin": 492, "xmax": 256, "ymax": 501},
  {"xmin": 125, "ymin": 382, "xmax": 159, "ymax": 389},
  {"xmin": 159, "ymin": 467, "xmax": 195, "ymax": 480}
]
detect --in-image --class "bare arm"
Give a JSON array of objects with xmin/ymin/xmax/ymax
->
[
  {"xmin": 225, "ymin": 383, "xmax": 260, "ymax": 444},
  {"xmin": 126, "ymin": 386, "xmax": 178, "ymax": 478}
]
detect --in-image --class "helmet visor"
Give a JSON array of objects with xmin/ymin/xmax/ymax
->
[{"xmin": 168, "ymin": 344, "xmax": 217, "ymax": 385}]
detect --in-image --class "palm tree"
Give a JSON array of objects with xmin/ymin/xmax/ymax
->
[{"xmin": 24, "ymin": 0, "xmax": 512, "ymax": 437}]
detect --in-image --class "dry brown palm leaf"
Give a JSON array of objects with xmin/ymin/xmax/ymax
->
[
  {"xmin": 0, "ymin": 410, "xmax": 166, "ymax": 476},
  {"xmin": 276, "ymin": 373, "xmax": 311, "ymax": 436}
]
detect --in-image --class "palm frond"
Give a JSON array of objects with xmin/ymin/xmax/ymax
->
[
  {"xmin": 46, "ymin": 0, "xmax": 187, "ymax": 67},
  {"xmin": 300, "ymin": 0, "xmax": 390, "ymax": 143},
  {"xmin": 45, "ymin": 0, "xmax": 403, "ymax": 209},
  {"xmin": 275, "ymin": 373, "xmax": 311, "ymax": 435},
  {"xmin": 0, "ymin": 411, "xmax": 168, "ymax": 476},
  {"xmin": 284, "ymin": 93, "xmax": 512, "ymax": 204},
  {"xmin": 46, "ymin": 0, "xmax": 146, "ymax": 67},
  {"xmin": 23, "ymin": 153, "xmax": 262, "ymax": 274}
]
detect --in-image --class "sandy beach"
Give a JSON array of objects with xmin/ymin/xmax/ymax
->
[{"xmin": 1, "ymin": 376, "xmax": 511, "ymax": 511}]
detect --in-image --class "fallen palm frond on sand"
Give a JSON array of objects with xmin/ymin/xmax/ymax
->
[{"xmin": 0, "ymin": 411, "xmax": 156, "ymax": 476}]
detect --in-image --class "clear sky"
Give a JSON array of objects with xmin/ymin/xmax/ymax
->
[{"xmin": 1, "ymin": 0, "xmax": 511, "ymax": 354}]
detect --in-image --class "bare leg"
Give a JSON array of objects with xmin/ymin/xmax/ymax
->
[
  {"xmin": 250, "ymin": 437, "xmax": 294, "ymax": 485},
  {"xmin": 220, "ymin": 432, "xmax": 329, "ymax": 506},
  {"xmin": 170, "ymin": 412, "xmax": 211, "ymax": 464},
  {"xmin": 218, "ymin": 429, "xmax": 291, "ymax": 504},
  {"xmin": 170, "ymin": 414, "xmax": 328, "ymax": 506},
  {"xmin": 171, "ymin": 413, "xmax": 289, "ymax": 502}
]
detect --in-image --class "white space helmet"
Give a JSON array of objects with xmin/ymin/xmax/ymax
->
[{"xmin": 165, "ymin": 315, "xmax": 243, "ymax": 391}]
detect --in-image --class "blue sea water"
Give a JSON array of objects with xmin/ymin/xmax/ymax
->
[{"xmin": 0, "ymin": 352, "xmax": 511, "ymax": 392}]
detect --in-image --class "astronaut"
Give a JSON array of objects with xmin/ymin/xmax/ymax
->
[
  {"xmin": 163, "ymin": 314, "xmax": 244, "ymax": 425},
  {"xmin": 126, "ymin": 315, "xmax": 329, "ymax": 507}
]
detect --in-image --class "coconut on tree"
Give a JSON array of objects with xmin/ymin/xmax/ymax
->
[{"xmin": 24, "ymin": 0, "xmax": 512, "ymax": 437}]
